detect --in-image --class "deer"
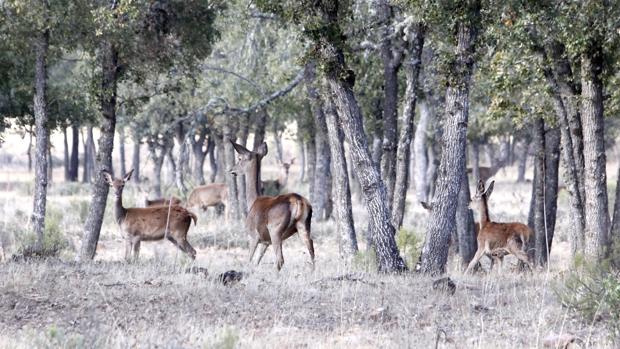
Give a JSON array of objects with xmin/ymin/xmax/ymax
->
[
  {"xmin": 186, "ymin": 183, "xmax": 228, "ymax": 216},
  {"xmin": 102, "ymin": 169, "xmax": 197, "ymax": 261},
  {"xmin": 465, "ymin": 179, "xmax": 533, "ymax": 274},
  {"xmin": 145, "ymin": 196, "xmax": 183, "ymax": 207},
  {"xmin": 261, "ymin": 158, "xmax": 295, "ymax": 196},
  {"xmin": 229, "ymin": 141, "xmax": 314, "ymax": 271}
]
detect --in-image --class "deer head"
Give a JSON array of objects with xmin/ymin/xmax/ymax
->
[
  {"xmin": 230, "ymin": 141, "xmax": 268, "ymax": 177},
  {"xmin": 469, "ymin": 179, "xmax": 494, "ymax": 208},
  {"xmin": 280, "ymin": 158, "xmax": 295, "ymax": 176},
  {"xmin": 102, "ymin": 169, "xmax": 134, "ymax": 198}
]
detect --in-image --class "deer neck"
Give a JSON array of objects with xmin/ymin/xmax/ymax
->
[
  {"xmin": 113, "ymin": 190, "xmax": 128, "ymax": 225},
  {"xmin": 478, "ymin": 196, "xmax": 491, "ymax": 228},
  {"xmin": 278, "ymin": 170, "xmax": 288, "ymax": 188},
  {"xmin": 245, "ymin": 158, "xmax": 261, "ymax": 208}
]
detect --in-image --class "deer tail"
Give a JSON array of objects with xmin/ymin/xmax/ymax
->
[{"xmin": 188, "ymin": 211, "xmax": 198, "ymax": 226}]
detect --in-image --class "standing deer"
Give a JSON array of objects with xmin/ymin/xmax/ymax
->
[
  {"xmin": 230, "ymin": 141, "xmax": 314, "ymax": 271},
  {"xmin": 186, "ymin": 183, "xmax": 228, "ymax": 216},
  {"xmin": 261, "ymin": 158, "xmax": 295, "ymax": 196},
  {"xmin": 103, "ymin": 169, "xmax": 197, "ymax": 261},
  {"xmin": 465, "ymin": 180, "xmax": 533, "ymax": 273}
]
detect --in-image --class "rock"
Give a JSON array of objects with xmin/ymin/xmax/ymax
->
[{"xmin": 218, "ymin": 270, "xmax": 244, "ymax": 286}]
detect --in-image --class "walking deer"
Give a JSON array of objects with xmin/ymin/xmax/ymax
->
[
  {"xmin": 261, "ymin": 158, "xmax": 295, "ymax": 196},
  {"xmin": 465, "ymin": 180, "xmax": 533, "ymax": 274},
  {"xmin": 186, "ymin": 183, "xmax": 228, "ymax": 216},
  {"xmin": 230, "ymin": 142, "xmax": 314, "ymax": 271},
  {"xmin": 103, "ymin": 169, "xmax": 197, "ymax": 261}
]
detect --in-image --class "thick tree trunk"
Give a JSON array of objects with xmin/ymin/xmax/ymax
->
[
  {"xmin": 413, "ymin": 99, "xmax": 431, "ymax": 203},
  {"xmin": 131, "ymin": 135, "xmax": 140, "ymax": 183},
  {"xmin": 117, "ymin": 126, "xmax": 127, "ymax": 178},
  {"xmin": 305, "ymin": 63, "xmax": 332, "ymax": 221},
  {"xmin": 69, "ymin": 125, "xmax": 79, "ymax": 181},
  {"xmin": 530, "ymin": 118, "xmax": 545, "ymax": 264},
  {"xmin": 392, "ymin": 24, "xmax": 425, "ymax": 228},
  {"xmin": 326, "ymin": 64, "xmax": 407, "ymax": 272},
  {"xmin": 223, "ymin": 123, "xmax": 241, "ymax": 220},
  {"xmin": 540, "ymin": 126, "xmax": 560, "ymax": 266},
  {"xmin": 456, "ymin": 169, "xmax": 477, "ymax": 266},
  {"xmin": 79, "ymin": 41, "xmax": 118, "ymax": 261},
  {"xmin": 63, "ymin": 127, "xmax": 70, "ymax": 181},
  {"xmin": 581, "ymin": 47, "xmax": 610, "ymax": 260},
  {"xmin": 420, "ymin": 18, "xmax": 477, "ymax": 275},
  {"xmin": 31, "ymin": 29, "xmax": 50, "ymax": 251},
  {"xmin": 324, "ymin": 98, "xmax": 358, "ymax": 258}
]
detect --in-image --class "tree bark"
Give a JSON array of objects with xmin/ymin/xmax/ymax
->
[
  {"xmin": 69, "ymin": 125, "xmax": 79, "ymax": 181},
  {"xmin": 420, "ymin": 15, "xmax": 478, "ymax": 275},
  {"xmin": 297, "ymin": 136, "xmax": 306, "ymax": 183},
  {"xmin": 530, "ymin": 118, "xmax": 545, "ymax": 264},
  {"xmin": 27, "ymin": 128, "xmax": 33, "ymax": 172},
  {"xmin": 237, "ymin": 115, "xmax": 249, "ymax": 216},
  {"xmin": 306, "ymin": 125, "xmax": 317, "ymax": 203},
  {"xmin": 610, "ymin": 164, "xmax": 620, "ymax": 245},
  {"xmin": 148, "ymin": 138, "xmax": 169, "ymax": 198},
  {"xmin": 223, "ymin": 122, "xmax": 241, "ymax": 220},
  {"xmin": 117, "ymin": 126, "xmax": 127, "ymax": 178},
  {"xmin": 392, "ymin": 23, "xmax": 425, "ymax": 228},
  {"xmin": 83, "ymin": 126, "xmax": 96, "ymax": 183},
  {"xmin": 31, "ymin": 28, "xmax": 50, "ymax": 251},
  {"xmin": 581, "ymin": 45, "xmax": 610, "ymax": 260},
  {"xmin": 132, "ymin": 134, "xmax": 140, "ymax": 183},
  {"xmin": 63, "ymin": 126, "xmax": 70, "ymax": 181},
  {"xmin": 79, "ymin": 40, "xmax": 118, "ymax": 261},
  {"xmin": 413, "ymin": 99, "xmax": 431, "ymax": 203},
  {"xmin": 173, "ymin": 122, "xmax": 189, "ymax": 196},
  {"xmin": 456, "ymin": 169, "xmax": 477, "ymax": 266},
  {"xmin": 516, "ymin": 140, "xmax": 528, "ymax": 183},
  {"xmin": 207, "ymin": 136, "xmax": 216, "ymax": 183},
  {"xmin": 540, "ymin": 126, "xmax": 560, "ymax": 266},
  {"xmin": 252, "ymin": 108, "xmax": 268, "ymax": 151},
  {"xmin": 191, "ymin": 127, "xmax": 209, "ymax": 185},
  {"xmin": 214, "ymin": 132, "xmax": 225, "ymax": 183},
  {"xmin": 324, "ymin": 97, "xmax": 358, "ymax": 258}
]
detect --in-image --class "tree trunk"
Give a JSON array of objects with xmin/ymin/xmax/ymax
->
[
  {"xmin": 192, "ymin": 127, "xmax": 208, "ymax": 185},
  {"xmin": 297, "ymin": 136, "xmax": 305, "ymax": 182},
  {"xmin": 31, "ymin": 29, "xmax": 50, "ymax": 251},
  {"xmin": 79, "ymin": 40, "xmax": 118, "ymax": 261},
  {"xmin": 531, "ymin": 118, "xmax": 545, "ymax": 264},
  {"xmin": 581, "ymin": 45, "xmax": 610, "ymax": 260},
  {"xmin": 456, "ymin": 169, "xmax": 477, "ymax": 266},
  {"xmin": 132, "ymin": 135, "xmax": 140, "ymax": 183},
  {"xmin": 237, "ymin": 116, "xmax": 249, "ymax": 216},
  {"xmin": 306, "ymin": 127, "xmax": 317, "ymax": 203},
  {"xmin": 47, "ymin": 142, "xmax": 53, "ymax": 184},
  {"xmin": 27, "ymin": 128, "xmax": 33, "ymax": 172},
  {"xmin": 252, "ymin": 108, "xmax": 268, "ymax": 151},
  {"xmin": 540, "ymin": 126, "xmax": 560, "ymax": 266},
  {"xmin": 223, "ymin": 123, "xmax": 241, "ymax": 220},
  {"xmin": 610, "ymin": 164, "xmax": 620, "ymax": 246},
  {"xmin": 273, "ymin": 127, "xmax": 284, "ymax": 165},
  {"xmin": 214, "ymin": 132, "xmax": 225, "ymax": 183},
  {"xmin": 413, "ymin": 99, "xmax": 431, "ymax": 203},
  {"xmin": 471, "ymin": 140, "xmax": 481, "ymax": 182},
  {"xmin": 83, "ymin": 126, "xmax": 96, "ymax": 183},
  {"xmin": 173, "ymin": 123, "xmax": 189, "ymax": 196},
  {"xmin": 207, "ymin": 136, "xmax": 216, "ymax": 183},
  {"xmin": 324, "ymin": 98, "xmax": 358, "ymax": 258},
  {"xmin": 392, "ymin": 24, "xmax": 425, "ymax": 228},
  {"xmin": 63, "ymin": 127, "xmax": 70, "ymax": 181},
  {"xmin": 305, "ymin": 63, "xmax": 332, "ymax": 221},
  {"xmin": 69, "ymin": 125, "xmax": 79, "ymax": 181},
  {"xmin": 516, "ymin": 140, "xmax": 528, "ymax": 183},
  {"xmin": 117, "ymin": 126, "xmax": 127, "ymax": 178},
  {"xmin": 325, "ymin": 56, "xmax": 407, "ymax": 272},
  {"xmin": 148, "ymin": 139, "xmax": 168, "ymax": 198},
  {"xmin": 420, "ymin": 16, "xmax": 478, "ymax": 275}
]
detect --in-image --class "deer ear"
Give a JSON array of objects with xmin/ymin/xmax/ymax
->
[
  {"xmin": 256, "ymin": 142, "xmax": 268, "ymax": 157},
  {"xmin": 420, "ymin": 201, "xmax": 432, "ymax": 211},
  {"xmin": 231, "ymin": 141, "xmax": 250, "ymax": 155},
  {"xmin": 477, "ymin": 179, "xmax": 485, "ymax": 193},
  {"xmin": 101, "ymin": 170, "xmax": 113, "ymax": 185},
  {"xmin": 123, "ymin": 169, "xmax": 134, "ymax": 182},
  {"xmin": 485, "ymin": 180, "xmax": 495, "ymax": 198}
]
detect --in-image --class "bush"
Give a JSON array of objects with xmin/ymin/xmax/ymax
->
[
  {"xmin": 353, "ymin": 249, "xmax": 377, "ymax": 271},
  {"xmin": 556, "ymin": 261, "xmax": 620, "ymax": 340},
  {"xmin": 15, "ymin": 206, "xmax": 69, "ymax": 259},
  {"xmin": 396, "ymin": 228, "xmax": 422, "ymax": 269}
]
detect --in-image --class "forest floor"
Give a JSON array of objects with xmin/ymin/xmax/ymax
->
[{"xmin": 0, "ymin": 167, "xmax": 616, "ymax": 348}]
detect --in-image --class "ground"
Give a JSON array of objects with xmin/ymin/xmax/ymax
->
[{"xmin": 0, "ymin": 143, "xmax": 616, "ymax": 347}]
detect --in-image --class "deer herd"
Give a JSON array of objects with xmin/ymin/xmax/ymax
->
[{"xmin": 102, "ymin": 141, "xmax": 534, "ymax": 274}]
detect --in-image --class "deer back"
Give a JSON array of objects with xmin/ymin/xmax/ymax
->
[
  {"xmin": 122, "ymin": 206, "xmax": 197, "ymax": 241},
  {"xmin": 187, "ymin": 183, "xmax": 228, "ymax": 207}
]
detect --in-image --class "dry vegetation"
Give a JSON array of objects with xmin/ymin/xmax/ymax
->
[{"xmin": 0, "ymin": 154, "xmax": 616, "ymax": 348}]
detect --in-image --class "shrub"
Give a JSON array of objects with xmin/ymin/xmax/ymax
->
[
  {"xmin": 556, "ymin": 261, "xmax": 620, "ymax": 340},
  {"xmin": 353, "ymin": 249, "xmax": 377, "ymax": 272},
  {"xmin": 396, "ymin": 228, "xmax": 422, "ymax": 269},
  {"xmin": 15, "ymin": 206, "xmax": 69, "ymax": 259}
]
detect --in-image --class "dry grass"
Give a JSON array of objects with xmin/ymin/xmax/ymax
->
[{"xmin": 0, "ymin": 162, "xmax": 616, "ymax": 348}]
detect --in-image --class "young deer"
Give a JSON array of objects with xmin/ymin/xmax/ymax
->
[
  {"xmin": 103, "ymin": 169, "xmax": 197, "ymax": 261},
  {"xmin": 261, "ymin": 158, "xmax": 295, "ymax": 196},
  {"xmin": 186, "ymin": 183, "xmax": 228, "ymax": 216},
  {"xmin": 230, "ymin": 142, "xmax": 314, "ymax": 271},
  {"xmin": 465, "ymin": 180, "xmax": 533, "ymax": 273}
]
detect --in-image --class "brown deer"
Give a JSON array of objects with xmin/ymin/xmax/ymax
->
[
  {"xmin": 186, "ymin": 183, "xmax": 228, "ymax": 216},
  {"xmin": 230, "ymin": 141, "xmax": 313, "ymax": 271},
  {"xmin": 465, "ymin": 180, "xmax": 533, "ymax": 274},
  {"xmin": 261, "ymin": 158, "xmax": 295, "ymax": 196},
  {"xmin": 103, "ymin": 169, "xmax": 197, "ymax": 261},
  {"xmin": 145, "ymin": 196, "xmax": 183, "ymax": 207}
]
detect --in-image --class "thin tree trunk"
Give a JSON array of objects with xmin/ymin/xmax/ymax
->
[
  {"xmin": 132, "ymin": 135, "xmax": 140, "ymax": 183},
  {"xmin": 223, "ymin": 123, "xmax": 240, "ymax": 220},
  {"xmin": 192, "ymin": 127, "xmax": 208, "ymax": 185},
  {"xmin": 69, "ymin": 124, "xmax": 79, "ymax": 181},
  {"xmin": 252, "ymin": 108, "xmax": 268, "ymax": 151},
  {"xmin": 206, "ymin": 136, "xmax": 216, "ymax": 183},
  {"xmin": 79, "ymin": 40, "xmax": 118, "ymax": 261},
  {"xmin": 27, "ymin": 128, "xmax": 33, "ymax": 172},
  {"xmin": 117, "ymin": 126, "xmax": 127, "ymax": 178},
  {"xmin": 324, "ymin": 98, "xmax": 358, "ymax": 258},
  {"xmin": 174, "ymin": 123, "xmax": 189, "ymax": 196},
  {"xmin": 31, "ymin": 28, "xmax": 50, "ymax": 251},
  {"xmin": 516, "ymin": 140, "xmax": 528, "ymax": 183},
  {"xmin": 307, "ymin": 129, "xmax": 317, "ymax": 203},
  {"xmin": 81, "ymin": 128, "xmax": 88, "ymax": 182},
  {"xmin": 413, "ymin": 99, "xmax": 431, "ymax": 203},
  {"xmin": 47, "ymin": 142, "xmax": 53, "ymax": 184},
  {"xmin": 471, "ymin": 140, "xmax": 481, "ymax": 182},
  {"xmin": 392, "ymin": 23, "xmax": 425, "ymax": 228},
  {"xmin": 237, "ymin": 116, "xmax": 249, "ymax": 216},
  {"xmin": 83, "ymin": 126, "xmax": 96, "ymax": 183},
  {"xmin": 610, "ymin": 164, "xmax": 620, "ymax": 246},
  {"xmin": 581, "ymin": 46, "xmax": 610, "ymax": 260},
  {"xmin": 63, "ymin": 126, "xmax": 70, "ymax": 181},
  {"xmin": 297, "ymin": 136, "xmax": 305, "ymax": 182},
  {"xmin": 531, "ymin": 118, "xmax": 545, "ymax": 265},
  {"xmin": 420, "ymin": 15, "xmax": 478, "ymax": 275},
  {"xmin": 456, "ymin": 169, "xmax": 477, "ymax": 266},
  {"xmin": 540, "ymin": 126, "xmax": 560, "ymax": 266},
  {"xmin": 214, "ymin": 132, "xmax": 225, "ymax": 183},
  {"xmin": 148, "ymin": 139, "xmax": 168, "ymax": 198}
]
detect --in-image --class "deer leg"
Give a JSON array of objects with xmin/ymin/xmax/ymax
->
[
  {"xmin": 180, "ymin": 239, "xmax": 197, "ymax": 260},
  {"xmin": 124, "ymin": 239, "xmax": 132, "ymax": 262},
  {"xmin": 248, "ymin": 237, "xmax": 260, "ymax": 263},
  {"xmin": 465, "ymin": 248, "xmax": 486, "ymax": 274},
  {"xmin": 507, "ymin": 241, "xmax": 532, "ymax": 272},
  {"xmin": 272, "ymin": 241, "xmax": 284, "ymax": 271},
  {"xmin": 132, "ymin": 240, "xmax": 141, "ymax": 261},
  {"xmin": 296, "ymin": 221, "xmax": 315, "ymax": 269},
  {"xmin": 256, "ymin": 243, "xmax": 269, "ymax": 265}
]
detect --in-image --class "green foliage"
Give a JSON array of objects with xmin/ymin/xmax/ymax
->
[
  {"xmin": 396, "ymin": 228, "xmax": 422, "ymax": 269},
  {"xmin": 556, "ymin": 261, "xmax": 620, "ymax": 340},
  {"xmin": 17, "ymin": 206, "xmax": 69, "ymax": 258},
  {"xmin": 353, "ymin": 249, "xmax": 377, "ymax": 272}
]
